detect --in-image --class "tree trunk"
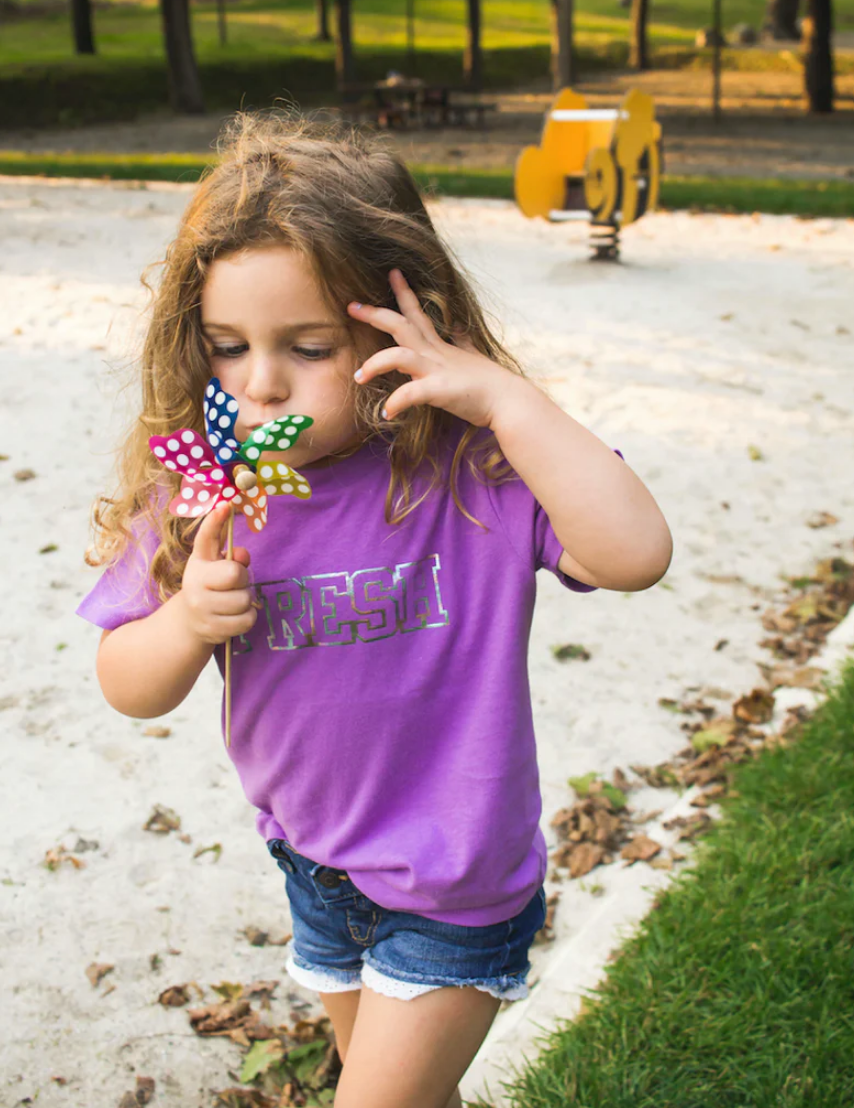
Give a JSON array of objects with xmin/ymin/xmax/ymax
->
[
  {"xmin": 763, "ymin": 0, "xmax": 800, "ymax": 40},
  {"xmin": 315, "ymin": 0, "xmax": 331, "ymax": 42},
  {"xmin": 159, "ymin": 0, "xmax": 205, "ymax": 114},
  {"xmin": 70, "ymin": 0, "xmax": 96, "ymax": 55},
  {"xmin": 803, "ymin": 0, "xmax": 834, "ymax": 111},
  {"xmin": 463, "ymin": 0, "xmax": 482, "ymax": 88},
  {"xmin": 334, "ymin": 0, "xmax": 355, "ymax": 88},
  {"xmin": 629, "ymin": 0, "xmax": 649, "ymax": 69},
  {"xmin": 551, "ymin": 0, "xmax": 574, "ymax": 89}
]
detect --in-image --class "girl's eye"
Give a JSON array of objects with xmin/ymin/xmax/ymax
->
[
  {"xmin": 295, "ymin": 346, "xmax": 333, "ymax": 361},
  {"xmin": 211, "ymin": 344, "xmax": 248, "ymax": 359}
]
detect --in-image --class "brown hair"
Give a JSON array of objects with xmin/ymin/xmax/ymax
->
[{"xmin": 87, "ymin": 109, "xmax": 526, "ymax": 600}]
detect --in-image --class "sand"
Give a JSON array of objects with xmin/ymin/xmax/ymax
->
[{"xmin": 1, "ymin": 177, "xmax": 852, "ymax": 1107}]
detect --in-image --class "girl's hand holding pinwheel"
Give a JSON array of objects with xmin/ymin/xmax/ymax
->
[
  {"xmin": 178, "ymin": 501, "xmax": 257, "ymax": 647},
  {"xmin": 147, "ymin": 376, "xmax": 315, "ymax": 745}
]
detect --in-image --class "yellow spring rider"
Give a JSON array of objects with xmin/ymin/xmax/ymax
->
[{"xmin": 515, "ymin": 88, "xmax": 663, "ymax": 260}]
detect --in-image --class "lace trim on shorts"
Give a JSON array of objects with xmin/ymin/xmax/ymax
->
[
  {"xmin": 361, "ymin": 961, "xmax": 530, "ymax": 1003},
  {"xmin": 286, "ymin": 951, "xmax": 361, "ymax": 994}
]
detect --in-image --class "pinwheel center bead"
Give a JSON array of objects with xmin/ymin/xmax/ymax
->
[{"xmin": 233, "ymin": 465, "xmax": 258, "ymax": 492}]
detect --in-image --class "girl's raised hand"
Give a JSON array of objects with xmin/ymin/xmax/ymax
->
[
  {"xmin": 349, "ymin": 269, "xmax": 519, "ymax": 428},
  {"xmin": 179, "ymin": 502, "xmax": 257, "ymax": 646}
]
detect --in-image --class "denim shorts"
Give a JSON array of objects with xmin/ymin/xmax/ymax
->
[{"xmin": 266, "ymin": 838, "xmax": 547, "ymax": 1002}]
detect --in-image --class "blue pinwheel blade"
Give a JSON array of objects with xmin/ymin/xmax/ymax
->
[{"xmin": 204, "ymin": 377, "xmax": 242, "ymax": 465}]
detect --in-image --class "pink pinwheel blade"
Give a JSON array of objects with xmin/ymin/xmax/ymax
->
[{"xmin": 149, "ymin": 430, "xmax": 219, "ymax": 480}]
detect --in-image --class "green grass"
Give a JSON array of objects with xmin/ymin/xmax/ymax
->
[
  {"xmin": 2, "ymin": 152, "xmax": 853, "ymax": 217},
  {"xmin": 469, "ymin": 658, "xmax": 854, "ymax": 1108},
  {"xmin": 1, "ymin": 0, "xmax": 852, "ymax": 128}
]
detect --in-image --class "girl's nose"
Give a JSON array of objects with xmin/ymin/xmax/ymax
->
[{"xmin": 244, "ymin": 352, "xmax": 289, "ymax": 406}]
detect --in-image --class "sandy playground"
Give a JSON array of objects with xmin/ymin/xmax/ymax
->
[{"xmin": 1, "ymin": 178, "xmax": 853, "ymax": 1107}]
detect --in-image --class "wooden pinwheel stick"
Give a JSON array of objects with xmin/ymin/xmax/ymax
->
[{"xmin": 224, "ymin": 465, "xmax": 259, "ymax": 748}]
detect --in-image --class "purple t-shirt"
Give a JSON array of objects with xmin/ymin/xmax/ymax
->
[{"xmin": 78, "ymin": 426, "xmax": 611, "ymax": 925}]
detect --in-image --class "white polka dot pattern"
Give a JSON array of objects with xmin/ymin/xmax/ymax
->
[
  {"xmin": 203, "ymin": 375, "xmax": 241, "ymax": 466},
  {"xmin": 237, "ymin": 412, "xmax": 314, "ymax": 465},
  {"xmin": 261, "ymin": 461, "xmax": 313, "ymax": 501}
]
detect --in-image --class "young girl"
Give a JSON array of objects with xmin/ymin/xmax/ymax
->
[{"xmin": 78, "ymin": 112, "xmax": 672, "ymax": 1108}]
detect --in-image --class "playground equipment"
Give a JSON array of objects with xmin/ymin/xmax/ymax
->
[{"xmin": 515, "ymin": 88, "xmax": 663, "ymax": 260}]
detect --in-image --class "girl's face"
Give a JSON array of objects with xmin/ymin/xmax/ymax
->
[{"xmin": 200, "ymin": 245, "xmax": 362, "ymax": 468}]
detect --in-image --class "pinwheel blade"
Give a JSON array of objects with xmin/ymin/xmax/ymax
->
[
  {"xmin": 238, "ymin": 414, "xmax": 314, "ymax": 464},
  {"xmin": 169, "ymin": 477, "xmax": 224, "ymax": 519},
  {"xmin": 204, "ymin": 378, "xmax": 242, "ymax": 465},
  {"xmin": 149, "ymin": 430, "xmax": 219, "ymax": 479},
  {"xmin": 255, "ymin": 460, "xmax": 312, "ymax": 500},
  {"xmin": 232, "ymin": 485, "xmax": 268, "ymax": 533}
]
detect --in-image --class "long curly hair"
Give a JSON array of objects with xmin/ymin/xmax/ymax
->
[{"xmin": 87, "ymin": 109, "xmax": 526, "ymax": 600}]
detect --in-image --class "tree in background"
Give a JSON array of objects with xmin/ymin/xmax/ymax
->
[
  {"xmin": 803, "ymin": 0, "xmax": 834, "ymax": 110},
  {"xmin": 464, "ymin": 0, "xmax": 482, "ymax": 88},
  {"xmin": 334, "ymin": 0, "xmax": 355, "ymax": 88},
  {"xmin": 70, "ymin": 0, "xmax": 96, "ymax": 54},
  {"xmin": 315, "ymin": 0, "xmax": 332, "ymax": 43},
  {"xmin": 630, "ymin": 0, "xmax": 649, "ymax": 69},
  {"xmin": 159, "ymin": 0, "xmax": 205, "ymax": 113},
  {"xmin": 551, "ymin": 0, "xmax": 574, "ymax": 87},
  {"xmin": 763, "ymin": 0, "xmax": 800, "ymax": 39}
]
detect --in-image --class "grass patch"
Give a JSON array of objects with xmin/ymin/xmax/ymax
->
[
  {"xmin": 1, "ymin": 0, "xmax": 852, "ymax": 128},
  {"xmin": 2, "ymin": 152, "xmax": 853, "ymax": 218},
  {"xmin": 470, "ymin": 658, "xmax": 854, "ymax": 1108}
]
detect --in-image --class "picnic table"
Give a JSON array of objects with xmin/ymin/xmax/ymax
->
[{"xmin": 342, "ymin": 77, "xmax": 497, "ymax": 131}]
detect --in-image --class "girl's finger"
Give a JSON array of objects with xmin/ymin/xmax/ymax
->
[
  {"xmin": 354, "ymin": 345, "xmax": 422, "ymax": 385},
  {"xmin": 381, "ymin": 379, "xmax": 432, "ymax": 421},
  {"xmin": 388, "ymin": 269, "xmax": 443, "ymax": 348},
  {"xmin": 191, "ymin": 501, "xmax": 230, "ymax": 562},
  {"xmin": 347, "ymin": 301, "xmax": 426, "ymax": 350}
]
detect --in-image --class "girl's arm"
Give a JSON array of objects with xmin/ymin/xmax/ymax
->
[
  {"xmin": 487, "ymin": 374, "xmax": 672, "ymax": 592},
  {"xmin": 95, "ymin": 502, "xmax": 257, "ymax": 718},
  {"xmin": 350, "ymin": 269, "xmax": 672, "ymax": 593}
]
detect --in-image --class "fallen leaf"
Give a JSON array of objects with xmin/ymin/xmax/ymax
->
[
  {"xmin": 158, "ymin": 984, "xmax": 191, "ymax": 1007},
  {"xmin": 551, "ymin": 643, "xmax": 591, "ymax": 662},
  {"xmin": 567, "ymin": 771, "xmax": 599, "ymax": 797},
  {"xmin": 212, "ymin": 1089, "xmax": 278, "ymax": 1108},
  {"xmin": 244, "ymin": 980, "xmax": 279, "ymax": 1006},
  {"xmin": 620, "ymin": 835, "xmax": 662, "ymax": 864},
  {"xmin": 135, "ymin": 1077, "xmax": 156, "ymax": 1106},
  {"xmin": 212, "ymin": 981, "xmax": 245, "ymax": 1002},
  {"xmin": 747, "ymin": 444, "xmax": 763, "ymax": 461},
  {"xmin": 44, "ymin": 846, "xmax": 85, "ymax": 871},
  {"xmin": 193, "ymin": 842, "xmax": 222, "ymax": 862},
  {"xmin": 690, "ymin": 719, "xmax": 737, "ymax": 752},
  {"xmin": 757, "ymin": 662, "xmax": 824, "ymax": 690},
  {"xmin": 243, "ymin": 925, "xmax": 269, "ymax": 947},
  {"xmin": 143, "ymin": 725, "xmax": 171, "ymax": 738},
  {"xmin": 13, "ymin": 468, "xmax": 36, "ymax": 482},
  {"xmin": 629, "ymin": 762, "xmax": 681, "ymax": 789},
  {"xmin": 733, "ymin": 688, "xmax": 774, "ymax": 724},
  {"xmin": 143, "ymin": 805, "xmax": 181, "ymax": 834},
  {"xmin": 86, "ymin": 962, "xmax": 114, "ymax": 987},
  {"xmin": 807, "ymin": 511, "xmax": 838, "ymax": 529},
  {"xmin": 567, "ymin": 842, "xmax": 605, "ymax": 878},
  {"xmin": 240, "ymin": 1038, "xmax": 285, "ymax": 1082},
  {"xmin": 39, "ymin": 543, "xmax": 58, "ymax": 554}
]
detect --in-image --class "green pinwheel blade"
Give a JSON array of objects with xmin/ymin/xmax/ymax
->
[{"xmin": 238, "ymin": 414, "xmax": 314, "ymax": 464}]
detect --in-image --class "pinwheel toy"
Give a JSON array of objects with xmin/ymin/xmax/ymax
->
[{"xmin": 149, "ymin": 377, "xmax": 314, "ymax": 746}]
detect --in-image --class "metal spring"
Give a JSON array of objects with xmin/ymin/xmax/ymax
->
[{"xmin": 589, "ymin": 221, "xmax": 620, "ymax": 262}]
